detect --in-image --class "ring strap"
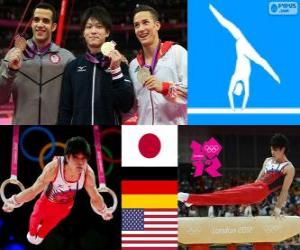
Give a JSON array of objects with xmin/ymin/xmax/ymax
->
[
  {"xmin": 0, "ymin": 126, "xmax": 25, "ymax": 204},
  {"xmin": 11, "ymin": 126, "xmax": 19, "ymax": 179},
  {"xmin": 93, "ymin": 125, "xmax": 106, "ymax": 186}
]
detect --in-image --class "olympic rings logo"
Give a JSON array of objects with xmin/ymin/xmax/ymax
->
[
  {"xmin": 19, "ymin": 126, "xmax": 120, "ymax": 176},
  {"xmin": 20, "ymin": 126, "xmax": 56, "ymax": 162},
  {"xmin": 100, "ymin": 128, "xmax": 121, "ymax": 164},
  {"xmin": 39, "ymin": 142, "xmax": 65, "ymax": 169},
  {"xmin": 204, "ymin": 145, "xmax": 219, "ymax": 153}
]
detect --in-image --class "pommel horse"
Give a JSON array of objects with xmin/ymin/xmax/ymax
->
[{"xmin": 179, "ymin": 216, "xmax": 300, "ymax": 249}]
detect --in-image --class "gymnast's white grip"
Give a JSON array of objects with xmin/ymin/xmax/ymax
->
[
  {"xmin": 3, "ymin": 195, "xmax": 23, "ymax": 212},
  {"xmin": 90, "ymin": 201, "xmax": 112, "ymax": 220},
  {"xmin": 274, "ymin": 207, "xmax": 281, "ymax": 217}
]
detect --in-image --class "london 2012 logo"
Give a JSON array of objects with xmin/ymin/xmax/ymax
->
[
  {"xmin": 269, "ymin": 1, "xmax": 298, "ymax": 15},
  {"xmin": 190, "ymin": 137, "xmax": 222, "ymax": 177}
]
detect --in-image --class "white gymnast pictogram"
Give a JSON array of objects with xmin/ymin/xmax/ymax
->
[{"xmin": 209, "ymin": 4, "xmax": 281, "ymax": 110}]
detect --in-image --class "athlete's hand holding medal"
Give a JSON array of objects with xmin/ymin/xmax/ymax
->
[
  {"xmin": 101, "ymin": 41, "xmax": 123, "ymax": 70},
  {"xmin": 8, "ymin": 35, "xmax": 27, "ymax": 70},
  {"xmin": 137, "ymin": 66, "xmax": 165, "ymax": 93},
  {"xmin": 143, "ymin": 74, "xmax": 163, "ymax": 92},
  {"xmin": 137, "ymin": 42, "xmax": 165, "ymax": 92},
  {"xmin": 137, "ymin": 66, "xmax": 151, "ymax": 84}
]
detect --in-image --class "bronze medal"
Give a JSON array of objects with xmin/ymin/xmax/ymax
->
[{"xmin": 14, "ymin": 35, "xmax": 27, "ymax": 52}]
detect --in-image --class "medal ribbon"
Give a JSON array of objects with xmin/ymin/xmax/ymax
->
[
  {"xmin": 23, "ymin": 41, "xmax": 51, "ymax": 59},
  {"xmin": 85, "ymin": 52, "xmax": 110, "ymax": 69},
  {"xmin": 143, "ymin": 41, "xmax": 161, "ymax": 74}
]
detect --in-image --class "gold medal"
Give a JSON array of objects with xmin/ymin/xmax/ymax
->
[
  {"xmin": 101, "ymin": 41, "xmax": 116, "ymax": 56},
  {"xmin": 137, "ymin": 67, "xmax": 151, "ymax": 84}
]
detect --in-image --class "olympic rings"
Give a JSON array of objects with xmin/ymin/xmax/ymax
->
[
  {"xmin": 100, "ymin": 128, "xmax": 121, "ymax": 164},
  {"xmin": 101, "ymin": 145, "xmax": 114, "ymax": 176},
  {"xmin": 20, "ymin": 126, "xmax": 56, "ymax": 162},
  {"xmin": 39, "ymin": 142, "xmax": 66, "ymax": 169},
  {"xmin": 0, "ymin": 178, "xmax": 25, "ymax": 204},
  {"xmin": 20, "ymin": 126, "xmax": 118, "ymax": 173},
  {"xmin": 204, "ymin": 145, "xmax": 219, "ymax": 153},
  {"xmin": 38, "ymin": 142, "xmax": 115, "ymax": 176}
]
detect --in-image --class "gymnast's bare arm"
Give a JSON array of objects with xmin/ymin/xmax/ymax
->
[
  {"xmin": 84, "ymin": 166, "xmax": 113, "ymax": 220},
  {"xmin": 15, "ymin": 160, "xmax": 57, "ymax": 204},
  {"xmin": 276, "ymin": 164, "xmax": 295, "ymax": 210}
]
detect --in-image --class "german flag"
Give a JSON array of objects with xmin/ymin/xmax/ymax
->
[
  {"xmin": 122, "ymin": 180, "xmax": 177, "ymax": 208},
  {"xmin": 122, "ymin": 180, "xmax": 178, "ymax": 249}
]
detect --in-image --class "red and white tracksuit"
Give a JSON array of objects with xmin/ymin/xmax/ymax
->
[
  {"xmin": 128, "ymin": 42, "xmax": 187, "ymax": 125},
  {"xmin": 186, "ymin": 158, "xmax": 290, "ymax": 206},
  {"xmin": 29, "ymin": 157, "xmax": 85, "ymax": 238}
]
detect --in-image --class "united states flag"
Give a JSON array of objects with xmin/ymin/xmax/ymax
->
[{"xmin": 122, "ymin": 208, "xmax": 178, "ymax": 249}]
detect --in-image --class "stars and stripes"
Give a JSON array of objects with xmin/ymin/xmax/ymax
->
[{"xmin": 122, "ymin": 208, "xmax": 178, "ymax": 249}]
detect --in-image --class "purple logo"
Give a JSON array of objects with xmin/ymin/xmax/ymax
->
[{"xmin": 190, "ymin": 137, "xmax": 222, "ymax": 177}]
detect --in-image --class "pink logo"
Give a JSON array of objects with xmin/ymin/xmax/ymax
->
[{"xmin": 190, "ymin": 137, "xmax": 222, "ymax": 177}]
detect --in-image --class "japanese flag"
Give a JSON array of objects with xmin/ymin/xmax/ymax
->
[{"xmin": 122, "ymin": 125, "xmax": 178, "ymax": 167}]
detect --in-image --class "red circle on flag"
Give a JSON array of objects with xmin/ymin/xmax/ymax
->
[{"xmin": 138, "ymin": 133, "xmax": 161, "ymax": 158}]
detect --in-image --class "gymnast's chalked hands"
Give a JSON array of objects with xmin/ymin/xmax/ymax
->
[
  {"xmin": 90, "ymin": 201, "xmax": 113, "ymax": 220},
  {"xmin": 272, "ymin": 207, "xmax": 283, "ymax": 219},
  {"xmin": 101, "ymin": 210, "xmax": 113, "ymax": 221},
  {"xmin": 97, "ymin": 204, "xmax": 113, "ymax": 220},
  {"xmin": 2, "ymin": 195, "xmax": 22, "ymax": 212}
]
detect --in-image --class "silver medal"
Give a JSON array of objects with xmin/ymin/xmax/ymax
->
[{"xmin": 137, "ymin": 67, "xmax": 151, "ymax": 83}]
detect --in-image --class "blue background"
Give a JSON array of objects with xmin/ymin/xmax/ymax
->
[{"xmin": 188, "ymin": 0, "xmax": 300, "ymax": 124}]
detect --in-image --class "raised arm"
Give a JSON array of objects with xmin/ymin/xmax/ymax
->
[{"xmin": 0, "ymin": 48, "xmax": 23, "ymax": 104}]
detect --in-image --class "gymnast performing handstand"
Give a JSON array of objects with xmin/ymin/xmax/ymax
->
[{"xmin": 209, "ymin": 4, "xmax": 280, "ymax": 110}]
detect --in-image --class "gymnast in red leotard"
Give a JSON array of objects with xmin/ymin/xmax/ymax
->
[{"xmin": 179, "ymin": 134, "xmax": 295, "ymax": 217}]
